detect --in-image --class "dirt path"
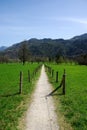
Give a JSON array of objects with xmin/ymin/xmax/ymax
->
[{"xmin": 25, "ymin": 65, "xmax": 59, "ymax": 130}]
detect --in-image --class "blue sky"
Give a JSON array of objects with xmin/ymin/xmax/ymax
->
[{"xmin": 0, "ymin": 0, "xmax": 87, "ymax": 46}]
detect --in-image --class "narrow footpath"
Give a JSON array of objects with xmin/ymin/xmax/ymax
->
[{"xmin": 25, "ymin": 65, "xmax": 59, "ymax": 130}]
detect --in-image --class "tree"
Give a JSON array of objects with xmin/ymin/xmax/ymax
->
[
  {"xmin": 18, "ymin": 41, "xmax": 29, "ymax": 65},
  {"xmin": 55, "ymin": 49, "xmax": 63, "ymax": 64},
  {"xmin": 75, "ymin": 54, "xmax": 87, "ymax": 65},
  {"xmin": 0, "ymin": 55, "xmax": 9, "ymax": 63}
]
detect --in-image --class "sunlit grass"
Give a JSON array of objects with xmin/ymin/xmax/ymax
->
[
  {"xmin": 0, "ymin": 63, "xmax": 41, "ymax": 130},
  {"xmin": 46, "ymin": 63, "xmax": 87, "ymax": 130}
]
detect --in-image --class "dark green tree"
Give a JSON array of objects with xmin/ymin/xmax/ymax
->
[
  {"xmin": 55, "ymin": 49, "xmax": 63, "ymax": 63},
  {"xmin": 18, "ymin": 41, "xmax": 29, "ymax": 65}
]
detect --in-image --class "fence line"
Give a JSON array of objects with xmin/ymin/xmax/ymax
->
[
  {"xmin": 28, "ymin": 70, "xmax": 30, "ymax": 82},
  {"xmin": 0, "ymin": 64, "xmax": 42, "ymax": 97},
  {"xmin": 19, "ymin": 71, "xmax": 23, "ymax": 94},
  {"xmin": 45, "ymin": 65, "xmax": 66, "ymax": 95},
  {"xmin": 19, "ymin": 64, "xmax": 42, "ymax": 94},
  {"xmin": 56, "ymin": 71, "xmax": 58, "ymax": 83},
  {"xmin": 62, "ymin": 69, "xmax": 66, "ymax": 95}
]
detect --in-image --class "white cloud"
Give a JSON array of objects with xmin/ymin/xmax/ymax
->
[
  {"xmin": 64, "ymin": 17, "xmax": 87, "ymax": 25},
  {"xmin": 49, "ymin": 16, "xmax": 87, "ymax": 25}
]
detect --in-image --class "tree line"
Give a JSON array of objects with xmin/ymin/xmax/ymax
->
[{"xmin": 0, "ymin": 40, "xmax": 87, "ymax": 65}]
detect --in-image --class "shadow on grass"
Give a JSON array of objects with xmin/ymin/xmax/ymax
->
[
  {"xmin": 0, "ymin": 92, "xmax": 20, "ymax": 98},
  {"xmin": 51, "ymin": 93, "xmax": 63, "ymax": 96},
  {"xmin": 49, "ymin": 81, "xmax": 54, "ymax": 84},
  {"xmin": 47, "ymin": 93, "xmax": 63, "ymax": 97},
  {"xmin": 46, "ymin": 93, "xmax": 64, "ymax": 97}
]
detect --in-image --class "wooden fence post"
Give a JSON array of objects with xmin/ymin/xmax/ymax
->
[
  {"xmin": 49, "ymin": 67, "xmax": 51, "ymax": 74},
  {"xmin": 28, "ymin": 70, "xmax": 30, "ymax": 82},
  {"xmin": 19, "ymin": 71, "xmax": 23, "ymax": 94},
  {"xmin": 62, "ymin": 69, "xmax": 66, "ymax": 95},
  {"xmin": 56, "ymin": 71, "xmax": 58, "ymax": 82},
  {"xmin": 52, "ymin": 69, "xmax": 54, "ymax": 77}
]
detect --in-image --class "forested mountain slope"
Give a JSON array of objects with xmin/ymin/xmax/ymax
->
[{"xmin": 1, "ymin": 33, "xmax": 87, "ymax": 59}]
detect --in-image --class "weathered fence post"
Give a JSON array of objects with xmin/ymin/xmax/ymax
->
[
  {"xmin": 62, "ymin": 69, "xmax": 66, "ymax": 95},
  {"xmin": 49, "ymin": 67, "xmax": 51, "ymax": 74},
  {"xmin": 52, "ymin": 69, "xmax": 54, "ymax": 77},
  {"xmin": 56, "ymin": 71, "xmax": 58, "ymax": 82},
  {"xmin": 19, "ymin": 71, "xmax": 23, "ymax": 94},
  {"xmin": 28, "ymin": 70, "xmax": 30, "ymax": 82}
]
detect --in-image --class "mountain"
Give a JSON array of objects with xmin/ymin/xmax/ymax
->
[
  {"xmin": 1, "ymin": 33, "xmax": 87, "ymax": 59},
  {"xmin": 68, "ymin": 33, "xmax": 87, "ymax": 56},
  {"xmin": 71, "ymin": 33, "xmax": 87, "ymax": 40},
  {"xmin": 0, "ymin": 46, "xmax": 7, "ymax": 51}
]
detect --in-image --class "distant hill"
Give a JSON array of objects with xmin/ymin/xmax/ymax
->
[
  {"xmin": 71, "ymin": 33, "xmax": 87, "ymax": 40},
  {"xmin": 1, "ymin": 33, "xmax": 87, "ymax": 59},
  {"xmin": 0, "ymin": 46, "xmax": 7, "ymax": 51}
]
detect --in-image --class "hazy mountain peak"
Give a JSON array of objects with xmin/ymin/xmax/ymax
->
[
  {"xmin": 71, "ymin": 33, "xmax": 87, "ymax": 40},
  {"xmin": 0, "ymin": 46, "xmax": 7, "ymax": 51}
]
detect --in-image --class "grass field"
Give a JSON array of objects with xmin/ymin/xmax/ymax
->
[
  {"xmin": 0, "ymin": 63, "xmax": 41, "ymax": 130},
  {"xmin": 46, "ymin": 63, "xmax": 87, "ymax": 130}
]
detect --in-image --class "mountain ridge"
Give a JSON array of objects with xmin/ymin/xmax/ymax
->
[
  {"xmin": 0, "ymin": 46, "xmax": 7, "ymax": 51},
  {"xmin": 1, "ymin": 33, "xmax": 87, "ymax": 59}
]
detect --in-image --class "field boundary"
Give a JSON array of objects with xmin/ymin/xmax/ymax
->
[{"xmin": 45, "ymin": 64, "xmax": 66, "ymax": 95}]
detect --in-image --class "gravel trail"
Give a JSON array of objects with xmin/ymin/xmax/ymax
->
[{"xmin": 25, "ymin": 65, "xmax": 59, "ymax": 130}]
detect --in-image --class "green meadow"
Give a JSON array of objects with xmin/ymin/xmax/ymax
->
[
  {"xmin": 0, "ymin": 63, "xmax": 41, "ymax": 130},
  {"xmin": 46, "ymin": 63, "xmax": 87, "ymax": 130}
]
